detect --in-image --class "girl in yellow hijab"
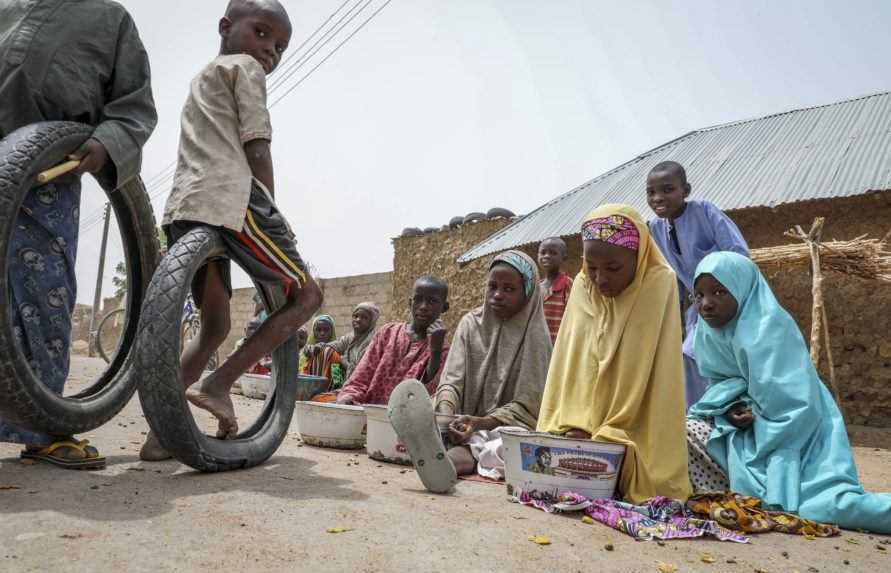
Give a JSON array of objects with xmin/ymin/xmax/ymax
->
[{"xmin": 537, "ymin": 204, "xmax": 692, "ymax": 503}]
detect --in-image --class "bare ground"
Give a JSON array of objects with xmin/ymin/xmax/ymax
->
[{"xmin": 0, "ymin": 356, "xmax": 888, "ymax": 572}]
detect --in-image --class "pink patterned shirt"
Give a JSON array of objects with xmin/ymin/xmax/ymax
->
[{"xmin": 337, "ymin": 322, "xmax": 450, "ymax": 405}]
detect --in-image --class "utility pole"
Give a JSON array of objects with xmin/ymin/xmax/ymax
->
[{"xmin": 88, "ymin": 202, "xmax": 111, "ymax": 357}]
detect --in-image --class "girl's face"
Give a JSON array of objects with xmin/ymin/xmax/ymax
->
[
  {"xmin": 352, "ymin": 308, "xmax": 373, "ymax": 335},
  {"xmin": 486, "ymin": 264, "xmax": 527, "ymax": 320},
  {"xmin": 583, "ymin": 240, "xmax": 637, "ymax": 297},
  {"xmin": 314, "ymin": 321, "xmax": 333, "ymax": 343},
  {"xmin": 694, "ymin": 274, "xmax": 739, "ymax": 328}
]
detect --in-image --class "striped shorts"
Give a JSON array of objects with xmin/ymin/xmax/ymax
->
[{"xmin": 165, "ymin": 179, "xmax": 309, "ymax": 307}]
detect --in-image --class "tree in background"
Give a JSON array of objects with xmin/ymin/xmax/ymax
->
[{"xmin": 111, "ymin": 261, "xmax": 127, "ymax": 299}]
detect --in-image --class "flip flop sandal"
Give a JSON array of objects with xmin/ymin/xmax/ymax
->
[
  {"xmin": 21, "ymin": 439, "xmax": 106, "ymax": 470},
  {"xmin": 388, "ymin": 379, "xmax": 457, "ymax": 494}
]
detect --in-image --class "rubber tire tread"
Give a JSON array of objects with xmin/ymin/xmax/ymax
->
[
  {"xmin": 0, "ymin": 121, "xmax": 158, "ymax": 434},
  {"xmin": 135, "ymin": 226, "xmax": 297, "ymax": 472}
]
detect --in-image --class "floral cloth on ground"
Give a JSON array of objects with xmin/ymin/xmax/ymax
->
[
  {"xmin": 511, "ymin": 491, "xmax": 748, "ymax": 543},
  {"xmin": 687, "ymin": 493, "xmax": 839, "ymax": 537}
]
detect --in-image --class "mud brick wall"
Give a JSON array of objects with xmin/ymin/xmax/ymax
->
[
  {"xmin": 392, "ymin": 219, "xmax": 515, "ymax": 336},
  {"xmin": 730, "ymin": 191, "xmax": 891, "ymax": 427},
  {"xmin": 392, "ymin": 191, "xmax": 891, "ymax": 427}
]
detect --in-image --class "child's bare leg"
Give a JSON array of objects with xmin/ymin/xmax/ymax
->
[
  {"xmin": 187, "ymin": 276, "xmax": 323, "ymax": 437},
  {"xmin": 447, "ymin": 445, "xmax": 476, "ymax": 476},
  {"xmin": 181, "ymin": 263, "xmax": 236, "ymax": 434},
  {"xmin": 140, "ymin": 262, "xmax": 231, "ymax": 460}
]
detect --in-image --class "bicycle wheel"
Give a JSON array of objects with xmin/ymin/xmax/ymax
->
[
  {"xmin": 135, "ymin": 226, "xmax": 297, "ymax": 472},
  {"xmin": 0, "ymin": 122, "xmax": 159, "ymax": 435},
  {"xmin": 96, "ymin": 307, "xmax": 127, "ymax": 364}
]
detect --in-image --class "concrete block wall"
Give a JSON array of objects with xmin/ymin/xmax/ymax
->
[
  {"xmin": 317, "ymin": 271, "xmax": 394, "ymax": 334},
  {"xmin": 218, "ymin": 271, "xmax": 395, "ymax": 358}
]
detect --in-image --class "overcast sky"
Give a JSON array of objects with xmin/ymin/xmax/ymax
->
[{"xmin": 74, "ymin": 0, "xmax": 891, "ymax": 304}]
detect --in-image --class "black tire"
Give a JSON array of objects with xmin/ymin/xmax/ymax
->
[
  {"xmin": 135, "ymin": 226, "xmax": 297, "ymax": 472},
  {"xmin": 463, "ymin": 212, "xmax": 486, "ymax": 224},
  {"xmin": 486, "ymin": 207, "xmax": 515, "ymax": 220},
  {"xmin": 0, "ymin": 122, "xmax": 159, "ymax": 435},
  {"xmin": 96, "ymin": 308, "xmax": 126, "ymax": 364}
]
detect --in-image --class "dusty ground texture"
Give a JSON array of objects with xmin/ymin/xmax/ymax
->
[{"xmin": 0, "ymin": 357, "xmax": 889, "ymax": 573}]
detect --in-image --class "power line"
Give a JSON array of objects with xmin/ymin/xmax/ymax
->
[
  {"xmin": 267, "ymin": 0, "xmax": 357, "ymax": 92},
  {"xmin": 267, "ymin": 0, "xmax": 370, "ymax": 93},
  {"xmin": 137, "ymin": 0, "xmax": 371, "ymax": 205},
  {"xmin": 83, "ymin": 0, "xmax": 394, "ymax": 230},
  {"xmin": 270, "ymin": 0, "xmax": 393, "ymax": 109}
]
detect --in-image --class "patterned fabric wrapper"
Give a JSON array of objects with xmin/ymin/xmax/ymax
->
[
  {"xmin": 581, "ymin": 215, "xmax": 640, "ymax": 251},
  {"xmin": 492, "ymin": 250, "xmax": 536, "ymax": 298},
  {"xmin": 510, "ymin": 490, "xmax": 749, "ymax": 543},
  {"xmin": 687, "ymin": 493, "xmax": 840, "ymax": 537}
]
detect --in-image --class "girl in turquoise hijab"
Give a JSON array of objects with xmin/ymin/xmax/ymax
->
[{"xmin": 689, "ymin": 251, "xmax": 891, "ymax": 533}]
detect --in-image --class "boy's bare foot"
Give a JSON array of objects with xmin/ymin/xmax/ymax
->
[
  {"xmin": 139, "ymin": 431, "xmax": 172, "ymax": 461},
  {"xmin": 186, "ymin": 378, "xmax": 239, "ymax": 438}
]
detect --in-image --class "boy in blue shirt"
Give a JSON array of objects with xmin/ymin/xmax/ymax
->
[{"xmin": 647, "ymin": 161, "xmax": 748, "ymax": 407}]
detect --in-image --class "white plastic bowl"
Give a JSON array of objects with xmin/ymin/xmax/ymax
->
[
  {"xmin": 294, "ymin": 401, "xmax": 366, "ymax": 449},
  {"xmin": 240, "ymin": 373, "xmax": 273, "ymax": 400},
  {"xmin": 500, "ymin": 429, "xmax": 626, "ymax": 500},
  {"xmin": 364, "ymin": 404, "xmax": 410, "ymax": 464},
  {"xmin": 364, "ymin": 405, "xmax": 456, "ymax": 465}
]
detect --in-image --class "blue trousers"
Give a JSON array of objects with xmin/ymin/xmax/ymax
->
[{"xmin": 0, "ymin": 180, "xmax": 81, "ymax": 446}]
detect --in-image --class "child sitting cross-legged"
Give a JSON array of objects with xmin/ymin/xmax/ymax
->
[
  {"xmin": 388, "ymin": 251, "xmax": 552, "ymax": 493},
  {"xmin": 335, "ymin": 277, "xmax": 449, "ymax": 405}
]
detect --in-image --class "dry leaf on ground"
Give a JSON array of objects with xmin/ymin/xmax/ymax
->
[
  {"xmin": 700, "ymin": 553, "xmax": 716, "ymax": 563},
  {"xmin": 528, "ymin": 535, "xmax": 551, "ymax": 545}
]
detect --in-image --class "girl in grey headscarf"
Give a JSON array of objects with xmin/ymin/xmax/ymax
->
[{"xmin": 327, "ymin": 302, "xmax": 381, "ymax": 380}]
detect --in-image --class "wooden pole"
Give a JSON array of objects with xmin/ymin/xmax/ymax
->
[
  {"xmin": 87, "ymin": 202, "xmax": 111, "ymax": 357},
  {"xmin": 805, "ymin": 219, "xmax": 825, "ymax": 366},
  {"xmin": 792, "ymin": 217, "xmax": 845, "ymax": 418}
]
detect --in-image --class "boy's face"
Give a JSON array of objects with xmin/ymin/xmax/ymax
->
[
  {"xmin": 694, "ymin": 274, "xmax": 739, "ymax": 329},
  {"xmin": 314, "ymin": 321, "xmax": 333, "ymax": 343},
  {"xmin": 538, "ymin": 240, "xmax": 566, "ymax": 275},
  {"xmin": 296, "ymin": 328, "xmax": 308, "ymax": 347},
  {"xmin": 646, "ymin": 169, "xmax": 690, "ymax": 219},
  {"xmin": 352, "ymin": 309, "xmax": 373, "ymax": 335},
  {"xmin": 583, "ymin": 240, "xmax": 637, "ymax": 298},
  {"xmin": 486, "ymin": 265, "xmax": 527, "ymax": 321},
  {"xmin": 220, "ymin": 7, "xmax": 292, "ymax": 74},
  {"xmin": 409, "ymin": 282, "xmax": 447, "ymax": 331}
]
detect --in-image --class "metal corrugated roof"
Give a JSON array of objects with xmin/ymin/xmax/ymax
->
[{"xmin": 459, "ymin": 91, "xmax": 891, "ymax": 263}]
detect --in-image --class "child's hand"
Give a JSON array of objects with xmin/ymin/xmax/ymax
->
[
  {"xmin": 428, "ymin": 321, "xmax": 447, "ymax": 351},
  {"xmin": 70, "ymin": 138, "xmax": 109, "ymax": 175},
  {"xmin": 564, "ymin": 428, "xmax": 592, "ymax": 440},
  {"xmin": 727, "ymin": 402, "xmax": 754, "ymax": 430}
]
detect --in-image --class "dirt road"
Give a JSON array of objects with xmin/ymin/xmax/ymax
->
[{"xmin": 1, "ymin": 357, "xmax": 889, "ymax": 572}]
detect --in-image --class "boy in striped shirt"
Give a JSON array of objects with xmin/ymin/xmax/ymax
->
[{"xmin": 538, "ymin": 237, "xmax": 573, "ymax": 344}]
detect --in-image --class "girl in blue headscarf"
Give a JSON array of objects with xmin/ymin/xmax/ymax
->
[{"xmin": 686, "ymin": 251, "xmax": 891, "ymax": 533}]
